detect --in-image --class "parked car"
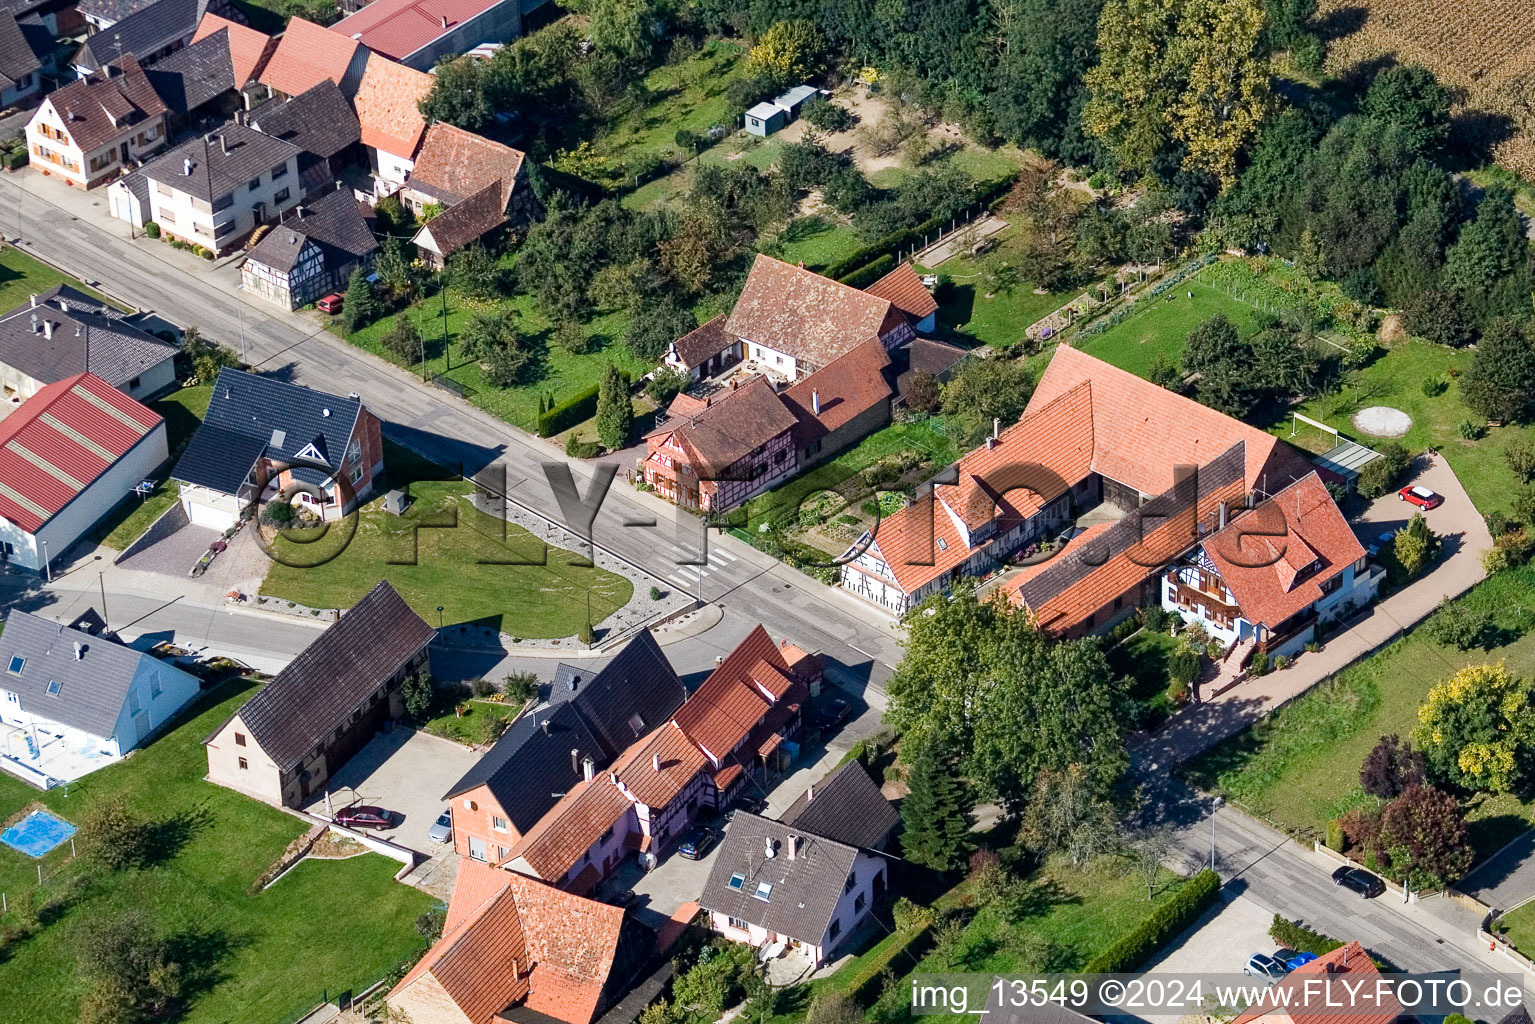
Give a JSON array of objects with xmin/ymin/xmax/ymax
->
[
  {"xmin": 334, "ymin": 805, "xmax": 394, "ymax": 830},
  {"xmin": 1367, "ymin": 530, "xmax": 1395, "ymax": 557},
  {"xmin": 815, "ymin": 698, "xmax": 852, "ymax": 731},
  {"xmin": 427, "ymin": 811, "xmax": 452, "ymax": 844},
  {"xmin": 1332, "ymin": 865, "xmax": 1386, "ymax": 898},
  {"xmin": 608, "ymin": 889, "xmax": 638, "ymax": 910},
  {"xmin": 317, "ymin": 293, "xmax": 344, "ymax": 315},
  {"xmin": 1399, "ymin": 484, "xmax": 1444, "ymax": 510},
  {"xmin": 1277, "ymin": 950, "xmax": 1318, "ymax": 970},
  {"xmin": 678, "ymin": 829, "xmax": 716, "ymax": 860},
  {"xmin": 1244, "ymin": 952, "xmax": 1288, "ymax": 982}
]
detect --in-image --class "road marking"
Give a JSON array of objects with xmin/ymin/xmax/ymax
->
[{"xmin": 712, "ymin": 549, "xmax": 738, "ymax": 563}]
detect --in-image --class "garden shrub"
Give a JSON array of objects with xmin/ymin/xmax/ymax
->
[
  {"xmin": 538, "ymin": 374, "xmax": 629, "ymax": 437},
  {"xmin": 1326, "ymin": 819, "xmax": 1344, "ymax": 851},
  {"xmin": 1269, "ymin": 914, "xmax": 1345, "ymax": 957},
  {"xmin": 144, "ymin": 222, "xmax": 160, "ymax": 239},
  {"xmin": 1080, "ymin": 869, "xmax": 1220, "ymax": 972}
]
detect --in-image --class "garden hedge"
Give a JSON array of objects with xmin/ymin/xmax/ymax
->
[
  {"xmin": 826, "ymin": 176, "xmax": 1017, "ymax": 283},
  {"xmin": 839, "ymin": 253, "xmax": 896, "ymax": 288},
  {"xmin": 838, "ymin": 923, "xmax": 937, "ymax": 1007},
  {"xmin": 537, "ymin": 372, "xmax": 630, "ymax": 437},
  {"xmin": 1081, "ymin": 869, "xmax": 1220, "ymax": 972},
  {"xmin": 1269, "ymin": 914, "xmax": 1344, "ymax": 957},
  {"xmin": 2, "ymin": 149, "xmax": 27, "ymax": 170}
]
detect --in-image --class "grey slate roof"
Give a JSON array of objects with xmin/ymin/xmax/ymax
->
[
  {"xmin": 77, "ymin": 0, "xmax": 161, "ymax": 25},
  {"xmin": 0, "ymin": 11, "xmax": 43, "ymax": 88},
  {"xmin": 780, "ymin": 761, "xmax": 899, "ymax": 851},
  {"xmin": 140, "ymin": 120, "xmax": 298, "ymax": 203},
  {"xmin": 143, "ymin": 26, "xmax": 233, "ymax": 113},
  {"xmin": 246, "ymin": 186, "xmax": 377, "ymax": 273},
  {"xmin": 227, "ymin": 581, "xmax": 433, "ymax": 771},
  {"xmin": 172, "ymin": 366, "xmax": 363, "ymax": 493},
  {"xmin": 248, "ymin": 79, "xmax": 360, "ymax": 162},
  {"xmin": 73, "ymin": 0, "xmax": 211, "ymax": 72},
  {"xmin": 0, "ymin": 284, "xmax": 177, "ymax": 391},
  {"xmin": 443, "ymin": 632, "xmax": 686, "ymax": 831},
  {"xmin": 0, "ymin": 609, "xmax": 194, "ymax": 741},
  {"xmin": 699, "ymin": 812, "xmax": 860, "ymax": 946}
]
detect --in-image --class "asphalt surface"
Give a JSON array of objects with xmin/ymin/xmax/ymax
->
[{"xmin": 0, "ymin": 171, "xmax": 905, "ymax": 704}]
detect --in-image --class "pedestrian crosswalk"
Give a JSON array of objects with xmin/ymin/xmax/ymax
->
[{"xmin": 667, "ymin": 544, "xmax": 739, "ymax": 589}]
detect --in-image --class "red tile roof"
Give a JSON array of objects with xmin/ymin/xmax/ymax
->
[
  {"xmin": 0, "ymin": 372, "xmax": 161, "ymax": 534},
  {"xmin": 410, "ymin": 121, "xmax": 526, "ymax": 208},
  {"xmin": 191, "ymin": 12, "xmax": 273, "ymax": 85},
  {"xmin": 331, "ymin": 0, "xmax": 504, "ymax": 62},
  {"xmin": 781, "ymin": 339, "xmax": 894, "ymax": 444},
  {"xmin": 724, "ymin": 255, "xmax": 897, "ymax": 370},
  {"xmin": 673, "ymin": 625, "xmax": 793, "ymax": 762},
  {"xmin": 259, "ymin": 17, "xmax": 363, "ymax": 98},
  {"xmin": 389, "ymin": 860, "xmax": 624, "ymax": 1024},
  {"xmin": 610, "ymin": 722, "xmax": 707, "ymax": 809},
  {"xmin": 351, "ymin": 52, "xmax": 432, "ymax": 157},
  {"xmin": 1230, "ymin": 941, "xmax": 1393, "ymax": 1024},
  {"xmin": 506, "ymin": 777, "xmax": 632, "ymax": 882},
  {"xmin": 864, "ymin": 262, "xmax": 937, "ymax": 321},
  {"xmin": 1202, "ymin": 472, "xmax": 1365, "ymax": 629},
  {"xmin": 1030, "ymin": 346, "xmax": 1312, "ymax": 498}
]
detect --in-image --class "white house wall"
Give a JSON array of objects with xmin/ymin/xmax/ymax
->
[{"xmin": 105, "ymin": 657, "xmax": 201, "ymax": 752}]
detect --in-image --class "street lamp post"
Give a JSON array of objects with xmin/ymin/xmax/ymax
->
[
  {"xmin": 235, "ymin": 283, "xmax": 246, "ymax": 365},
  {"xmin": 437, "ymin": 605, "xmax": 444, "ymax": 630},
  {"xmin": 40, "ymin": 539, "xmax": 50, "ymax": 582},
  {"xmin": 1210, "ymin": 797, "xmax": 1223, "ymax": 872}
]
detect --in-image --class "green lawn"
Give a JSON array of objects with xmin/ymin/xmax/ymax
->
[
  {"xmin": 776, "ymin": 215, "xmax": 863, "ymax": 272},
  {"xmin": 0, "ymin": 680, "xmax": 433, "ymax": 1024},
  {"xmin": 420, "ymin": 691, "xmax": 524, "ymax": 747},
  {"xmin": 1182, "ymin": 565, "xmax": 1535, "ymax": 857},
  {"xmin": 341, "ymin": 287, "xmax": 650, "ymax": 433},
  {"xmin": 260, "ymin": 479, "xmax": 633, "ymax": 639},
  {"xmin": 89, "ymin": 386, "xmax": 212, "ymax": 550},
  {"xmin": 1497, "ymin": 901, "xmax": 1535, "ymax": 957},
  {"xmin": 1075, "ymin": 280, "xmax": 1269, "ymax": 377},
  {"xmin": 919, "ymin": 250, "xmax": 1075, "ymax": 351},
  {"xmin": 1109, "ymin": 627, "xmax": 1181, "ymax": 703},
  {"xmin": 0, "ymin": 244, "xmax": 113, "ymax": 311}
]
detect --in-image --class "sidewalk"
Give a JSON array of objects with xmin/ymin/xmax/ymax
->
[{"xmin": 1133, "ymin": 453, "xmax": 1491, "ymax": 771}]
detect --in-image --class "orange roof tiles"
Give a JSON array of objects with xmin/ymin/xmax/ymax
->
[
  {"xmin": 191, "ymin": 13, "xmax": 273, "ymax": 85},
  {"xmin": 647, "ymin": 377, "xmax": 799, "ymax": 477},
  {"xmin": 611, "ymin": 722, "xmax": 707, "ymax": 810},
  {"xmin": 725, "ymin": 255, "xmax": 897, "ymax": 370},
  {"xmin": 781, "ymin": 339, "xmax": 894, "ymax": 443},
  {"xmin": 259, "ymin": 17, "xmax": 364, "ymax": 98},
  {"xmin": 352, "ymin": 52, "xmax": 433, "ymax": 157},
  {"xmin": 410, "ymin": 121, "xmax": 526, "ymax": 208},
  {"xmin": 673, "ymin": 625, "xmax": 790, "ymax": 762},
  {"xmin": 1203, "ymin": 472, "xmax": 1366, "ymax": 629},
  {"xmin": 1230, "ymin": 941, "xmax": 1394, "ymax": 1024},
  {"xmin": 864, "ymin": 262, "xmax": 938, "ymax": 321},
  {"xmin": 389, "ymin": 861, "xmax": 624, "ymax": 1024},
  {"xmin": 1030, "ymin": 346, "xmax": 1312, "ymax": 498},
  {"xmin": 507, "ymin": 777, "xmax": 632, "ymax": 882}
]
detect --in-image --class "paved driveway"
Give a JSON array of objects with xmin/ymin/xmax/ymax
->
[
  {"xmin": 1457, "ymin": 831, "xmax": 1535, "ymax": 913},
  {"xmin": 1133, "ymin": 453, "xmax": 1491, "ymax": 772},
  {"xmin": 305, "ymin": 726, "xmax": 479, "ymax": 856}
]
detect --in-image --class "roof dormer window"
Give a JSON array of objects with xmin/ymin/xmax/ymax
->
[{"xmin": 6, "ymin": 656, "xmax": 23, "ymax": 675}]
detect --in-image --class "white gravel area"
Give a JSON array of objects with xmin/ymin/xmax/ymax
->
[{"xmin": 1352, "ymin": 406, "xmax": 1412, "ymax": 438}]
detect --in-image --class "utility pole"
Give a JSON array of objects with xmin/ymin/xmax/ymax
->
[
  {"xmin": 1209, "ymin": 797, "xmax": 1222, "ymax": 872},
  {"xmin": 98, "ymin": 572, "xmax": 109, "ymax": 630},
  {"xmin": 440, "ymin": 288, "xmax": 449, "ymax": 374}
]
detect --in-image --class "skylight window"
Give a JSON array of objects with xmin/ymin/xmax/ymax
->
[
  {"xmin": 728, "ymin": 872, "xmax": 746, "ymax": 890},
  {"xmin": 754, "ymin": 882, "xmax": 773, "ymax": 902},
  {"xmin": 45, "ymin": 680, "xmax": 60, "ymax": 697},
  {"xmin": 936, "ymin": 537, "xmax": 948, "ymax": 551},
  {"xmin": 6, "ymin": 656, "xmax": 23, "ymax": 675}
]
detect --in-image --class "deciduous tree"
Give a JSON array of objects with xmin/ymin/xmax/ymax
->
[
  {"xmin": 1360, "ymin": 734, "xmax": 1426, "ymax": 799},
  {"xmin": 1379, "ymin": 785, "xmax": 1473, "ymax": 889},
  {"xmin": 940, "ymin": 357, "xmax": 1035, "ymax": 446},
  {"xmin": 1018, "ymin": 765, "xmax": 1122, "ymax": 867},
  {"xmin": 1413, "ymin": 662, "xmax": 1535, "ymax": 793}
]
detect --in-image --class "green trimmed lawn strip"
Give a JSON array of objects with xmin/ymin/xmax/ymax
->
[
  {"xmin": 90, "ymin": 386, "xmax": 213, "ymax": 550},
  {"xmin": 0, "ymin": 680, "xmax": 433, "ymax": 1024},
  {"xmin": 260, "ymin": 479, "xmax": 632, "ymax": 638},
  {"xmin": 0, "ymin": 244, "xmax": 115, "ymax": 310},
  {"xmin": 1181, "ymin": 565, "xmax": 1535, "ymax": 855},
  {"xmin": 1497, "ymin": 901, "xmax": 1535, "ymax": 959},
  {"xmin": 917, "ymin": 249, "xmax": 1074, "ymax": 351}
]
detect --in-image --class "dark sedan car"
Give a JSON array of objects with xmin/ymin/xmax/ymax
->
[
  {"xmin": 1332, "ymin": 865, "xmax": 1386, "ymax": 898},
  {"xmin": 678, "ymin": 829, "xmax": 716, "ymax": 860},
  {"xmin": 334, "ymin": 805, "xmax": 394, "ymax": 830},
  {"xmin": 815, "ymin": 698, "xmax": 852, "ymax": 731}
]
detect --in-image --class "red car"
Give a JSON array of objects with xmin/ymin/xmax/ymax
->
[
  {"xmin": 317, "ymin": 293, "xmax": 344, "ymax": 315},
  {"xmin": 1399, "ymin": 485, "xmax": 1444, "ymax": 510},
  {"xmin": 333, "ymin": 805, "xmax": 394, "ymax": 830}
]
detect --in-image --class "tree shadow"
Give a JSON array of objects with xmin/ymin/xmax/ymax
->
[
  {"xmin": 143, "ymin": 807, "xmax": 213, "ymax": 867},
  {"xmin": 1314, "ymin": 5, "xmax": 1367, "ymax": 42},
  {"xmin": 164, "ymin": 926, "xmax": 244, "ymax": 1016},
  {"xmin": 1450, "ymin": 108, "xmax": 1518, "ymax": 171}
]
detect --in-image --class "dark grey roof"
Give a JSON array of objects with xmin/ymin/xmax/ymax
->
[
  {"xmin": 116, "ymin": 167, "xmax": 151, "ymax": 211},
  {"xmin": 699, "ymin": 812, "xmax": 860, "ymax": 945},
  {"xmin": 228, "ymin": 581, "xmax": 433, "ymax": 771},
  {"xmin": 781, "ymin": 761, "xmax": 899, "ymax": 851},
  {"xmin": 77, "ymin": 0, "xmax": 161, "ymax": 24},
  {"xmin": 140, "ymin": 121, "xmax": 298, "ymax": 203},
  {"xmin": 0, "ymin": 11, "xmax": 42, "ymax": 87},
  {"xmin": 444, "ymin": 632, "xmax": 685, "ymax": 830},
  {"xmin": 248, "ymin": 79, "xmax": 359, "ymax": 162},
  {"xmin": 246, "ymin": 186, "xmax": 377, "ymax": 273},
  {"xmin": 0, "ymin": 609, "xmax": 196, "ymax": 741},
  {"xmin": 0, "ymin": 284, "xmax": 177, "ymax": 390},
  {"xmin": 143, "ymin": 25, "xmax": 233, "ymax": 113},
  {"xmin": 172, "ymin": 366, "xmax": 362, "ymax": 492},
  {"xmin": 74, "ymin": 0, "xmax": 209, "ymax": 72}
]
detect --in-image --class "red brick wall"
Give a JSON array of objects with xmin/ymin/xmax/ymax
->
[{"xmin": 450, "ymin": 784, "xmax": 524, "ymax": 862}]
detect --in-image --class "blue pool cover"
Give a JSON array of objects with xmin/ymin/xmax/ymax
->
[{"xmin": 0, "ymin": 809, "xmax": 76, "ymax": 858}]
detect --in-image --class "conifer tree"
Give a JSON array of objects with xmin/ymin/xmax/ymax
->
[{"xmin": 900, "ymin": 734, "xmax": 975, "ymax": 871}]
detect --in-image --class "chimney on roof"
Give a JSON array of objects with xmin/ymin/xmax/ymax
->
[
  {"xmin": 1218, "ymin": 502, "xmax": 1228, "ymax": 529},
  {"xmin": 652, "ymin": 753, "xmax": 661, "ymax": 773},
  {"xmin": 811, "ymin": 390, "xmax": 820, "ymax": 415},
  {"xmin": 440, "ymin": 13, "xmax": 447, "ymax": 27},
  {"xmin": 806, "ymin": 784, "xmax": 813, "ymax": 802},
  {"xmin": 993, "ymin": 417, "xmax": 1000, "ymax": 440},
  {"xmin": 28, "ymin": 293, "xmax": 36, "ymax": 307},
  {"xmin": 540, "ymin": 718, "xmax": 550, "ymax": 736},
  {"xmin": 219, "ymin": 133, "xmax": 228, "ymax": 157},
  {"xmin": 786, "ymin": 833, "xmax": 799, "ymax": 860},
  {"xmin": 42, "ymin": 319, "xmax": 52, "ymax": 340},
  {"xmin": 583, "ymin": 756, "xmax": 595, "ymax": 782},
  {"xmin": 73, "ymin": 642, "xmax": 83, "ymax": 660},
  {"xmin": 183, "ymin": 157, "xmax": 192, "ymax": 176},
  {"xmin": 571, "ymin": 748, "xmax": 580, "ymax": 776},
  {"xmin": 58, "ymin": 299, "xmax": 68, "ymax": 314}
]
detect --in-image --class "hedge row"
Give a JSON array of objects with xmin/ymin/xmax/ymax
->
[
  {"xmin": 536, "ymin": 371, "xmax": 630, "ymax": 437},
  {"xmin": 1081, "ymin": 869, "xmax": 1221, "ymax": 973},
  {"xmin": 836, "ymin": 923, "xmax": 938, "ymax": 1008},
  {"xmin": 827, "ymin": 175, "xmax": 1016, "ymax": 283},
  {"xmin": 1268, "ymin": 914, "xmax": 1344, "ymax": 957},
  {"xmin": 839, "ymin": 253, "xmax": 896, "ymax": 289}
]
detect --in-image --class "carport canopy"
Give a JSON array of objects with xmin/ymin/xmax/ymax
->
[{"xmin": 1312, "ymin": 439, "xmax": 1382, "ymax": 483}]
